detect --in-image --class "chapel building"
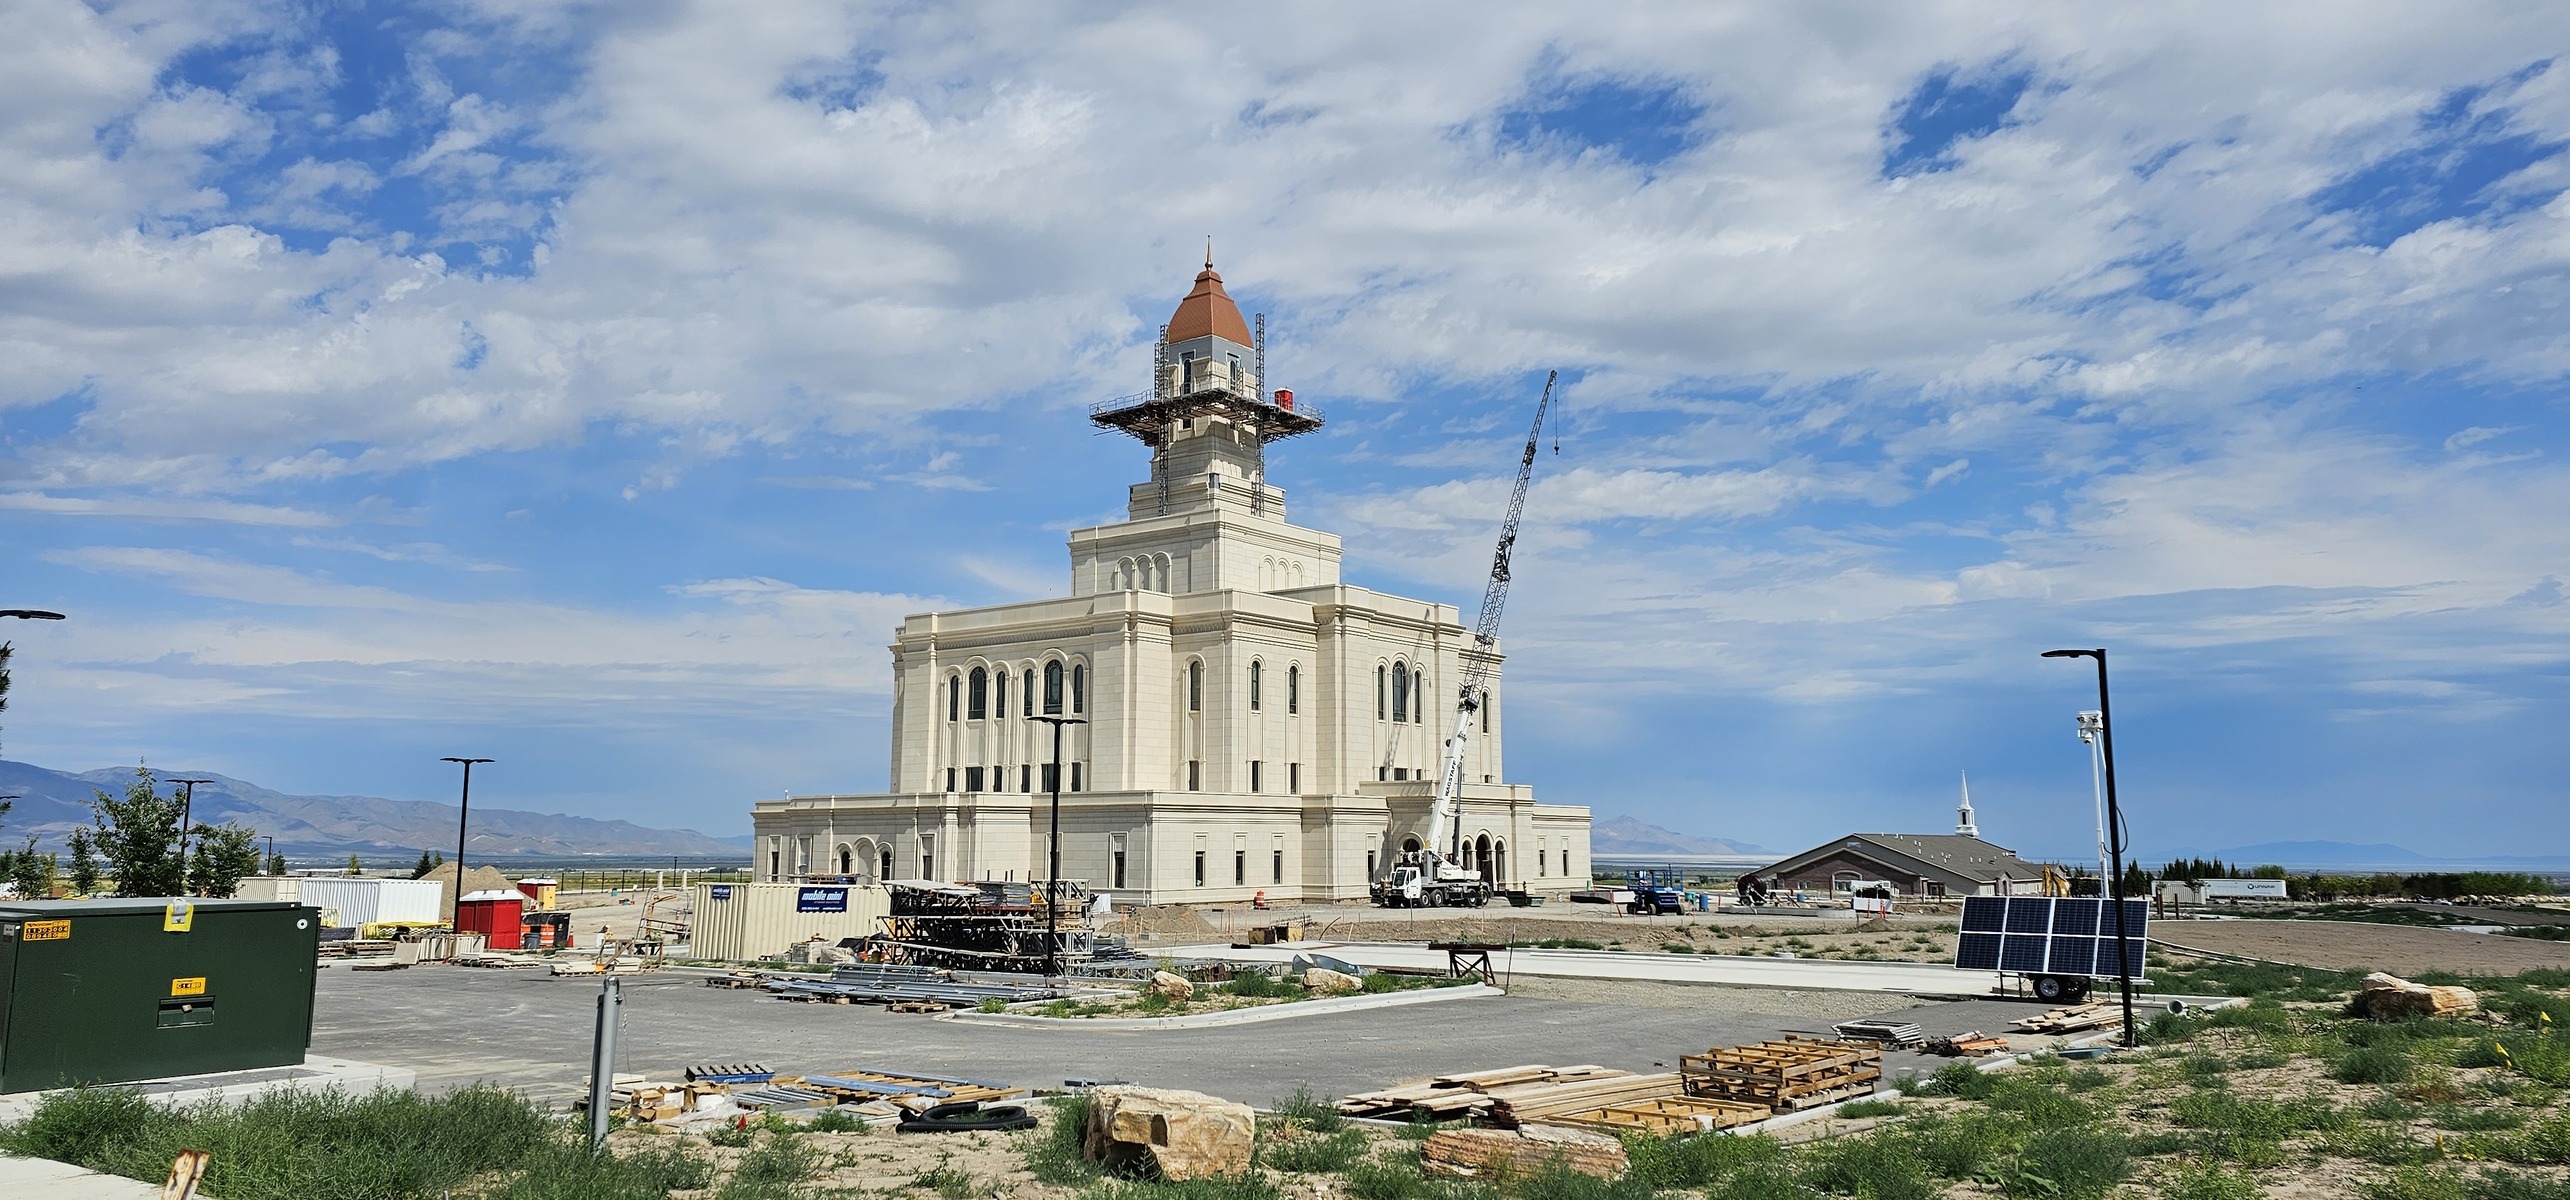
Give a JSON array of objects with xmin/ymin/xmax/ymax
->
[{"xmin": 750, "ymin": 258, "xmax": 1593, "ymax": 903}]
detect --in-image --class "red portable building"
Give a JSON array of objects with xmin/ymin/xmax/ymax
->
[{"xmin": 455, "ymin": 889, "xmax": 526, "ymax": 950}]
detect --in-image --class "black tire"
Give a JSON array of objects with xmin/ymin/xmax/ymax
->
[{"xmin": 2032, "ymin": 974, "xmax": 2070, "ymax": 1002}]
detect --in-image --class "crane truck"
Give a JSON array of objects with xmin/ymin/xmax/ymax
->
[{"xmin": 1371, "ymin": 372, "xmax": 1558, "ymax": 909}]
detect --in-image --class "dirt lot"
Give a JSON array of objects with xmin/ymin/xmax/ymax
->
[{"xmin": 2154, "ymin": 919, "xmax": 2570, "ymax": 974}]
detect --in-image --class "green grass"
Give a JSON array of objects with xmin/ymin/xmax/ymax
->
[
  {"xmin": 2336, "ymin": 1044, "xmax": 2420, "ymax": 1085},
  {"xmin": 1025, "ymin": 1094, "xmax": 1103, "ymax": 1186},
  {"xmin": 910, "ymin": 1161, "xmax": 975, "ymax": 1200},
  {"xmin": 2159, "ymin": 1161, "xmax": 2263, "ymax": 1200},
  {"xmin": 1832, "ymin": 1098, "xmax": 1906, "ymax": 1118}
]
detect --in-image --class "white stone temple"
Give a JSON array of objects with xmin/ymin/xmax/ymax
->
[{"xmin": 750, "ymin": 257, "xmax": 1591, "ymax": 903}]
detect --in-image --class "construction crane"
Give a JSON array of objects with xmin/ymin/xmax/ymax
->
[{"xmin": 1374, "ymin": 370, "xmax": 1559, "ymax": 908}]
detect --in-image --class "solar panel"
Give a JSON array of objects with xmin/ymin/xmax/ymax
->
[
  {"xmin": 2005, "ymin": 897, "xmax": 2055, "ymax": 934},
  {"xmin": 1950, "ymin": 894, "xmax": 2152, "ymax": 979},
  {"xmin": 2045, "ymin": 936, "xmax": 2097, "ymax": 975}
]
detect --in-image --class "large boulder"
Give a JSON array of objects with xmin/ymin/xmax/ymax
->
[
  {"xmin": 2360, "ymin": 972, "xmax": 2479, "ymax": 1019},
  {"xmin": 1303, "ymin": 968, "xmax": 1362, "ymax": 994},
  {"xmin": 1149, "ymin": 971, "xmax": 1195, "ymax": 1001},
  {"xmin": 1082, "ymin": 1086, "xmax": 1254, "ymax": 1180}
]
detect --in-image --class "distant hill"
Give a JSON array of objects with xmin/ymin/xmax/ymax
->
[
  {"xmin": 1591, "ymin": 815, "xmax": 1764, "ymax": 855},
  {"xmin": 2147, "ymin": 840, "xmax": 2570, "ymax": 871},
  {"xmin": 0, "ymin": 759, "xmax": 745, "ymax": 858}
]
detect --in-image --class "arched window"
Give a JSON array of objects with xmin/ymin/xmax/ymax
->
[
  {"xmin": 968, "ymin": 667, "xmax": 988, "ymax": 720},
  {"xmin": 1023, "ymin": 669, "xmax": 1034, "ymax": 717},
  {"xmin": 880, "ymin": 845, "xmax": 894, "ymax": 880},
  {"xmin": 948, "ymin": 674, "xmax": 961, "ymax": 721},
  {"xmin": 1287, "ymin": 665, "xmax": 1299, "ymax": 715},
  {"xmin": 1187, "ymin": 660, "xmax": 1202, "ymax": 712},
  {"xmin": 1249, "ymin": 661, "xmax": 1262, "ymax": 711},
  {"xmin": 994, "ymin": 670, "xmax": 1006, "ymax": 716},
  {"xmin": 1376, "ymin": 666, "xmax": 1387, "ymax": 720},
  {"xmin": 838, "ymin": 845, "xmax": 852, "ymax": 875},
  {"xmin": 1071, "ymin": 664, "xmax": 1087, "ymax": 713},
  {"xmin": 1043, "ymin": 661, "xmax": 1064, "ymax": 714},
  {"xmin": 1392, "ymin": 661, "xmax": 1410, "ymax": 724}
]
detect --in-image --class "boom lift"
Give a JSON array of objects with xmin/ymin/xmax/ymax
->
[{"xmin": 1373, "ymin": 372, "xmax": 1559, "ymax": 909}]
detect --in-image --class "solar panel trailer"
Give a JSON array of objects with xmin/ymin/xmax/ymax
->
[{"xmin": 1955, "ymin": 896, "xmax": 2147, "ymax": 1003}]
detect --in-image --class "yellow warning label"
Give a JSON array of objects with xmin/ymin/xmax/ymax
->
[
  {"xmin": 171, "ymin": 977, "xmax": 207, "ymax": 997},
  {"xmin": 163, "ymin": 901, "xmax": 195, "ymax": 933},
  {"xmin": 24, "ymin": 920, "xmax": 70, "ymax": 942}
]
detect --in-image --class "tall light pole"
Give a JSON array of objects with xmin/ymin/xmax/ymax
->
[
  {"xmin": 442, "ymin": 757, "xmax": 493, "ymax": 919},
  {"xmin": 265, "ymin": 835, "xmax": 277, "ymax": 875},
  {"xmin": 166, "ymin": 778, "xmax": 214, "ymax": 893},
  {"xmin": 1030, "ymin": 715, "xmax": 1086, "ymax": 982},
  {"xmin": 2044, "ymin": 649, "xmax": 2136, "ymax": 1048}
]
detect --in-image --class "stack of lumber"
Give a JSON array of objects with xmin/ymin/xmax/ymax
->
[
  {"xmin": 1832, "ymin": 1019, "xmax": 1927, "ymax": 1048},
  {"xmin": 1681, "ymin": 1036, "xmax": 1882, "ymax": 1112},
  {"xmin": 2009, "ymin": 1002, "xmax": 2122, "ymax": 1034},
  {"xmin": 1928, "ymin": 1031, "xmax": 2011, "ymax": 1056},
  {"xmin": 1421, "ymin": 1127, "xmax": 1627, "ymax": 1180},
  {"xmin": 803, "ymin": 1067, "xmax": 1023, "ymax": 1112},
  {"xmin": 1550, "ymin": 1095, "xmax": 1771, "ymax": 1135},
  {"xmin": 1337, "ymin": 1064, "xmax": 1627, "ymax": 1121},
  {"xmin": 1483, "ymin": 1073, "xmax": 1684, "ymax": 1127}
]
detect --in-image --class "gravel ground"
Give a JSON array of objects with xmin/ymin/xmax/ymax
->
[
  {"xmin": 2152, "ymin": 918, "xmax": 2570, "ymax": 974},
  {"xmin": 1499, "ymin": 976, "xmax": 1930, "ymax": 1019}
]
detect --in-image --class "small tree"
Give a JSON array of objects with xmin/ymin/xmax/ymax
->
[
  {"xmin": 266, "ymin": 850, "xmax": 288, "ymax": 876},
  {"xmin": 187, "ymin": 824, "xmax": 265, "ymax": 898},
  {"xmin": 412, "ymin": 849, "xmax": 435, "ymax": 879},
  {"xmin": 66, "ymin": 826, "xmax": 101, "ymax": 894},
  {"xmin": 346, "ymin": 853, "xmax": 363, "ymax": 876},
  {"xmin": 6, "ymin": 839, "xmax": 56, "ymax": 899},
  {"xmin": 90, "ymin": 765, "xmax": 187, "ymax": 897}
]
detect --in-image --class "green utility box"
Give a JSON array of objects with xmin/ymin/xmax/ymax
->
[{"xmin": 0, "ymin": 898, "xmax": 320, "ymax": 1094}]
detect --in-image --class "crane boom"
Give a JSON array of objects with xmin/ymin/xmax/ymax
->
[{"xmin": 1428, "ymin": 369, "xmax": 1556, "ymax": 857}]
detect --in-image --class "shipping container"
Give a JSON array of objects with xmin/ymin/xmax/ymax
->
[
  {"xmin": 0, "ymin": 898, "xmax": 319, "ymax": 1093},
  {"xmin": 233, "ymin": 876, "xmax": 302, "ymax": 903},
  {"xmin": 296, "ymin": 877, "xmax": 444, "ymax": 928},
  {"xmin": 689, "ymin": 882, "xmax": 889, "ymax": 962},
  {"xmin": 455, "ymin": 890, "xmax": 525, "ymax": 950}
]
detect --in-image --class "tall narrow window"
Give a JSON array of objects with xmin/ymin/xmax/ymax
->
[
  {"xmin": 1188, "ymin": 661, "xmax": 1202, "ymax": 712},
  {"xmin": 1043, "ymin": 661, "xmax": 1064, "ymax": 714},
  {"xmin": 1193, "ymin": 850, "xmax": 1206, "ymax": 887},
  {"xmin": 881, "ymin": 846, "xmax": 894, "ymax": 880},
  {"xmin": 920, "ymin": 836, "xmax": 935, "ymax": 880},
  {"xmin": 968, "ymin": 667, "xmax": 988, "ymax": 720},
  {"xmin": 948, "ymin": 674, "xmax": 961, "ymax": 720},
  {"xmin": 1187, "ymin": 760, "xmax": 1201, "ymax": 790},
  {"xmin": 1248, "ymin": 661, "xmax": 1262, "ymax": 711},
  {"xmin": 1234, "ymin": 849, "xmax": 1246, "ymax": 886},
  {"xmin": 1249, "ymin": 761, "xmax": 1262, "ymax": 792},
  {"xmin": 1287, "ymin": 665, "xmax": 1299, "ymax": 714},
  {"xmin": 1041, "ymin": 762, "xmax": 1059, "ymax": 792},
  {"xmin": 1023, "ymin": 669, "xmax": 1034, "ymax": 717},
  {"xmin": 1481, "ymin": 692, "xmax": 1489, "ymax": 732},
  {"xmin": 1415, "ymin": 669, "xmax": 1426, "ymax": 721},
  {"xmin": 1111, "ymin": 835, "xmax": 1127, "ymax": 889},
  {"xmin": 1392, "ymin": 662, "xmax": 1409, "ymax": 723},
  {"xmin": 945, "ymin": 767, "xmax": 957, "ymax": 791},
  {"xmin": 1273, "ymin": 847, "xmax": 1283, "ymax": 884},
  {"xmin": 966, "ymin": 766, "xmax": 984, "ymax": 792},
  {"xmin": 1020, "ymin": 764, "xmax": 1032, "ymax": 791},
  {"xmin": 1071, "ymin": 763, "xmax": 1084, "ymax": 792},
  {"xmin": 1288, "ymin": 762, "xmax": 1299, "ymax": 792},
  {"xmin": 994, "ymin": 671, "xmax": 1006, "ymax": 717},
  {"xmin": 1071, "ymin": 664, "xmax": 1086, "ymax": 713},
  {"xmin": 1376, "ymin": 666, "xmax": 1387, "ymax": 719}
]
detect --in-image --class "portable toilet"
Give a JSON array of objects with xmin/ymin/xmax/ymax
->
[
  {"xmin": 455, "ymin": 890, "xmax": 525, "ymax": 950},
  {"xmin": 514, "ymin": 877, "xmax": 559, "ymax": 910}
]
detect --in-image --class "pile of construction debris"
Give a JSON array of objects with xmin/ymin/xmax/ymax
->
[
  {"xmin": 2009, "ymin": 1002, "xmax": 2125, "ymax": 1035},
  {"xmin": 1339, "ymin": 1036, "xmax": 1885, "ymax": 1136},
  {"xmin": 581, "ymin": 1062, "xmax": 1027, "ymax": 1129}
]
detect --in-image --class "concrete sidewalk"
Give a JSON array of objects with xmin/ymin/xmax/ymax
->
[
  {"xmin": 1171, "ymin": 941, "xmax": 1993, "ymax": 995},
  {"xmin": 0, "ymin": 1154, "xmax": 168, "ymax": 1199}
]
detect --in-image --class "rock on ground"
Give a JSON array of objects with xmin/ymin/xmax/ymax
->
[{"xmin": 1082, "ymin": 1086, "xmax": 1254, "ymax": 1181}]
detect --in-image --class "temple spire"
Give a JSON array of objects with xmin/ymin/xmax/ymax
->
[{"xmin": 1956, "ymin": 770, "xmax": 1980, "ymax": 838}]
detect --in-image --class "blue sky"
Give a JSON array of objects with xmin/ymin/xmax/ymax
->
[{"xmin": 4, "ymin": 2, "xmax": 2568, "ymax": 860}]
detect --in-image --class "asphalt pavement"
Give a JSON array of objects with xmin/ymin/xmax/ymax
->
[{"xmin": 308, "ymin": 964, "xmax": 2069, "ymax": 1109}]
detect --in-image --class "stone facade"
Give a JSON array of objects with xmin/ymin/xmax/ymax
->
[{"xmin": 751, "ymin": 262, "xmax": 1591, "ymax": 904}]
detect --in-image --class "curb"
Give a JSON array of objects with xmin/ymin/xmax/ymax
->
[{"xmin": 942, "ymin": 983, "xmax": 1502, "ymax": 1030}]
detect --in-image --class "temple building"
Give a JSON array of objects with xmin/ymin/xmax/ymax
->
[{"xmin": 750, "ymin": 257, "xmax": 1592, "ymax": 903}]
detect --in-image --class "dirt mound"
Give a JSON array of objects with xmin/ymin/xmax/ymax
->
[{"xmin": 1120, "ymin": 905, "xmax": 1221, "ymax": 942}]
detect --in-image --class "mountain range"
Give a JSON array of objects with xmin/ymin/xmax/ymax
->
[
  {"xmin": 0, "ymin": 759, "xmax": 746, "ymax": 858},
  {"xmin": 1590, "ymin": 815, "xmax": 1765, "ymax": 855}
]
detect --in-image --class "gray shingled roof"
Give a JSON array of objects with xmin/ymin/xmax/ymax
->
[{"xmin": 1769, "ymin": 833, "xmax": 2048, "ymax": 886}]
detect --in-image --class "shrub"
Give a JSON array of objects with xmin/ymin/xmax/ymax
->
[
  {"xmin": 1625, "ymin": 1130, "xmax": 1786, "ymax": 1189},
  {"xmin": 2364, "ymin": 1167, "xmax": 2471, "ymax": 1200},
  {"xmin": 1225, "ymin": 971, "xmax": 1294, "ymax": 999},
  {"xmin": 1902, "ymin": 1110, "xmax": 2028, "ymax": 1178},
  {"xmin": 2336, "ymin": 1045, "xmax": 2418, "ymax": 1085},
  {"xmin": 1024, "ymin": 1095, "xmax": 1100, "ymax": 1185},
  {"xmin": 2209, "ymin": 1000, "xmax": 2294, "ymax": 1035},
  {"xmin": 977, "ymin": 996, "xmax": 1009, "ymax": 1013},
  {"xmin": 722, "ymin": 1133, "xmax": 821, "ymax": 1199},
  {"xmin": 1795, "ymin": 1133, "xmax": 1937, "ymax": 1200},
  {"xmin": 805, "ymin": 1106, "xmax": 866, "ymax": 1133},
  {"xmin": 2159, "ymin": 1161, "xmax": 2260, "ymax": 1200},
  {"xmin": 1262, "ymin": 1128, "xmax": 1367, "ymax": 1174},
  {"xmin": 2006, "ymin": 1126, "xmax": 2132, "ymax": 1200},
  {"xmin": 1834, "ymin": 1098, "xmax": 1906, "ymax": 1118}
]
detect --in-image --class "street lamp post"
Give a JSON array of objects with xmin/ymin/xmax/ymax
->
[
  {"xmin": 441, "ymin": 757, "xmax": 494, "ymax": 919},
  {"xmin": 2044, "ymin": 648, "xmax": 2137, "ymax": 1048},
  {"xmin": 265, "ymin": 835, "xmax": 277, "ymax": 875},
  {"xmin": 166, "ymin": 778, "xmax": 214, "ymax": 893},
  {"xmin": 1030, "ymin": 715, "xmax": 1087, "ymax": 982}
]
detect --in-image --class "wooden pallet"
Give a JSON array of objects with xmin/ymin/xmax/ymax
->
[
  {"xmin": 1549, "ymin": 1095, "xmax": 1772, "ymax": 1135},
  {"xmin": 1487, "ymin": 1073, "xmax": 1684, "ymax": 1127},
  {"xmin": 1681, "ymin": 1036, "xmax": 1881, "ymax": 1110},
  {"xmin": 1337, "ymin": 1065, "xmax": 1626, "ymax": 1120},
  {"xmin": 2010, "ymin": 1003, "xmax": 2122, "ymax": 1034}
]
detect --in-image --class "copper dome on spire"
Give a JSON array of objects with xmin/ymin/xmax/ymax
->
[{"xmin": 1165, "ymin": 260, "xmax": 1255, "ymax": 346}]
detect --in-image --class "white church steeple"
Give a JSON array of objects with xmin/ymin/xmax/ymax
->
[{"xmin": 1956, "ymin": 770, "xmax": 1980, "ymax": 838}]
